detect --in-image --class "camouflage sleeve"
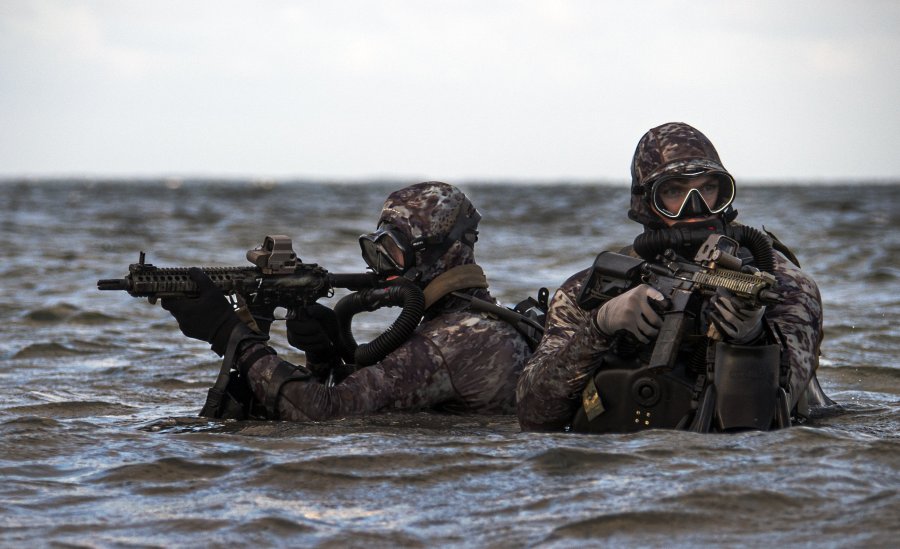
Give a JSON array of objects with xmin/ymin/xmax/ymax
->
[
  {"xmin": 237, "ymin": 330, "xmax": 458, "ymax": 422},
  {"xmin": 767, "ymin": 253, "xmax": 824, "ymax": 406},
  {"xmin": 516, "ymin": 269, "xmax": 612, "ymax": 431}
]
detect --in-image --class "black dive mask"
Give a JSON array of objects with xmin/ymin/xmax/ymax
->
[
  {"xmin": 649, "ymin": 170, "xmax": 735, "ymax": 220},
  {"xmin": 359, "ymin": 224, "xmax": 417, "ymax": 276}
]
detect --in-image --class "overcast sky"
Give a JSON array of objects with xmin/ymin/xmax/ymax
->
[{"xmin": 1, "ymin": 1, "xmax": 898, "ymax": 182}]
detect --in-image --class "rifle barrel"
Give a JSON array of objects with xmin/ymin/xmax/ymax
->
[{"xmin": 98, "ymin": 279, "xmax": 130, "ymax": 291}]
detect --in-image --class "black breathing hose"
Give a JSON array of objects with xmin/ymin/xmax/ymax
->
[
  {"xmin": 727, "ymin": 225, "xmax": 775, "ymax": 273},
  {"xmin": 333, "ymin": 282, "xmax": 426, "ymax": 367},
  {"xmin": 632, "ymin": 224, "xmax": 776, "ymax": 273}
]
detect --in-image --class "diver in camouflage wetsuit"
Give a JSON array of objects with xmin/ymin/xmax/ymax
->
[
  {"xmin": 517, "ymin": 122, "xmax": 826, "ymax": 432},
  {"xmin": 162, "ymin": 182, "xmax": 530, "ymax": 421}
]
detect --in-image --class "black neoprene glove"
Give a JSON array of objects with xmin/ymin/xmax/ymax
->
[
  {"xmin": 286, "ymin": 303, "xmax": 341, "ymax": 365},
  {"xmin": 160, "ymin": 268, "xmax": 242, "ymax": 356}
]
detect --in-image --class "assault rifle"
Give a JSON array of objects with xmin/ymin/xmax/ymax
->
[
  {"xmin": 98, "ymin": 234, "xmax": 380, "ymax": 315},
  {"xmin": 576, "ymin": 234, "xmax": 782, "ymax": 370},
  {"xmin": 98, "ymin": 234, "xmax": 428, "ymax": 367}
]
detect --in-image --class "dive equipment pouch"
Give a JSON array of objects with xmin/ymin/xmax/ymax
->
[
  {"xmin": 200, "ymin": 372, "xmax": 260, "ymax": 420},
  {"xmin": 712, "ymin": 341, "xmax": 781, "ymax": 430},
  {"xmin": 570, "ymin": 357, "xmax": 695, "ymax": 433}
]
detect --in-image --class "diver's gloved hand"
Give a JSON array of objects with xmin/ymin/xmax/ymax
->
[
  {"xmin": 710, "ymin": 289, "xmax": 766, "ymax": 344},
  {"xmin": 592, "ymin": 284, "xmax": 665, "ymax": 344},
  {"xmin": 160, "ymin": 268, "xmax": 241, "ymax": 356},
  {"xmin": 286, "ymin": 303, "xmax": 341, "ymax": 365}
]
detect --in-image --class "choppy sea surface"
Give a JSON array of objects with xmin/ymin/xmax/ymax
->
[{"xmin": 1, "ymin": 180, "xmax": 898, "ymax": 548}]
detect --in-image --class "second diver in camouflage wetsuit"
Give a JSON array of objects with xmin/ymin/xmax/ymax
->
[
  {"xmin": 517, "ymin": 122, "xmax": 828, "ymax": 433},
  {"xmin": 162, "ymin": 182, "xmax": 531, "ymax": 421}
]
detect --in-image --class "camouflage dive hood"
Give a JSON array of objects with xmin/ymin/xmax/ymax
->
[
  {"xmin": 629, "ymin": 122, "xmax": 737, "ymax": 228},
  {"xmin": 377, "ymin": 182, "xmax": 480, "ymax": 285}
]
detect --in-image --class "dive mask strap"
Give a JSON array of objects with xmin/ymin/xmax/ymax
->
[{"xmin": 406, "ymin": 197, "xmax": 481, "ymax": 280}]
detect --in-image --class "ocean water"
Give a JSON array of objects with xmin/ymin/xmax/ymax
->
[{"xmin": 0, "ymin": 180, "xmax": 897, "ymax": 547}]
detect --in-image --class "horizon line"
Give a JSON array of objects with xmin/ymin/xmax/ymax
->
[{"xmin": 1, "ymin": 174, "xmax": 898, "ymax": 187}]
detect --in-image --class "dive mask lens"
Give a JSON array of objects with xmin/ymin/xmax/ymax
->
[
  {"xmin": 358, "ymin": 226, "xmax": 409, "ymax": 275},
  {"xmin": 651, "ymin": 171, "xmax": 735, "ymax": 219}
]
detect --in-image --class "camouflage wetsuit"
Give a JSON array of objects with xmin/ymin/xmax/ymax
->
[
  {"xmin": 236, "ymin": 182, "xmax": 530, "ymax": 421},
  {"xmin": 238, "ymin": 290, "xmax": 528, "ymax": 421},
  {"xmin": 516, "ymin": 122, "xmax": 824, "ymax": 431}
]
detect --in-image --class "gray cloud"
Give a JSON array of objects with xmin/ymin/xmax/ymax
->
[{"xmin": 1, "ymin": 0, "xmax": 898, "ymax": 181}]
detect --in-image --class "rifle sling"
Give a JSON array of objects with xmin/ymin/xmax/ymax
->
[
  {"xmin": 423, "ymin": 263, "xmax": 544, "ymax": 345},
  {"xmin": 199, "ymin": 324, "xmax": 266, "ymax": 419},
  {"xmin": 422, "ymin": 264, "xmax": 489, "ymax": 309}
]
